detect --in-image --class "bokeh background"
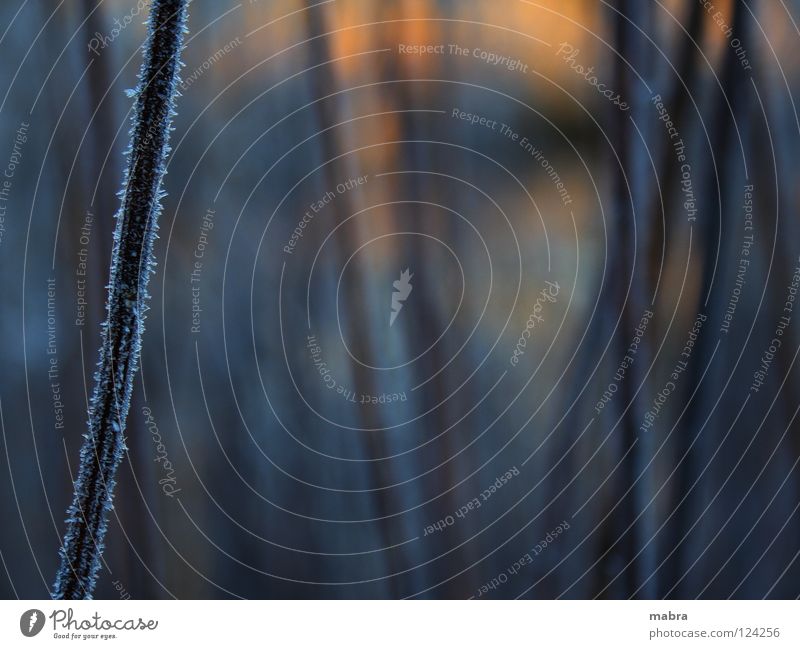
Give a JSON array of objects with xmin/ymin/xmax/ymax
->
[{"xmin": 1, "ymin": 0, "xmax": 800, "ymax": 598}]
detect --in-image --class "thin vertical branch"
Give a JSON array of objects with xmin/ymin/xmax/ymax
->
[{"xmin": 53, "ymin": 0, "xmax": 189, "ymax": 600}]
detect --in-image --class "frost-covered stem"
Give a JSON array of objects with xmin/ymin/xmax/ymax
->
[{"xmin": 52, "ymin": 0, "xmax": 189, "ymax": 600}]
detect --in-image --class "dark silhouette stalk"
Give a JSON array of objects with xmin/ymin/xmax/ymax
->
[
  {"xmin": 53, "ymin": 0, "xmax": 189, "ymax": 599},
  {"xmin": 667, "ymin": 0, "xmax": 749, "ymax": 597}
]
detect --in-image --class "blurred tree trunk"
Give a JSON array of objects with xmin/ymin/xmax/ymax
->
[{"xmin": 303, "ymin": 1, "xmax": 405, "ymax": 597}]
